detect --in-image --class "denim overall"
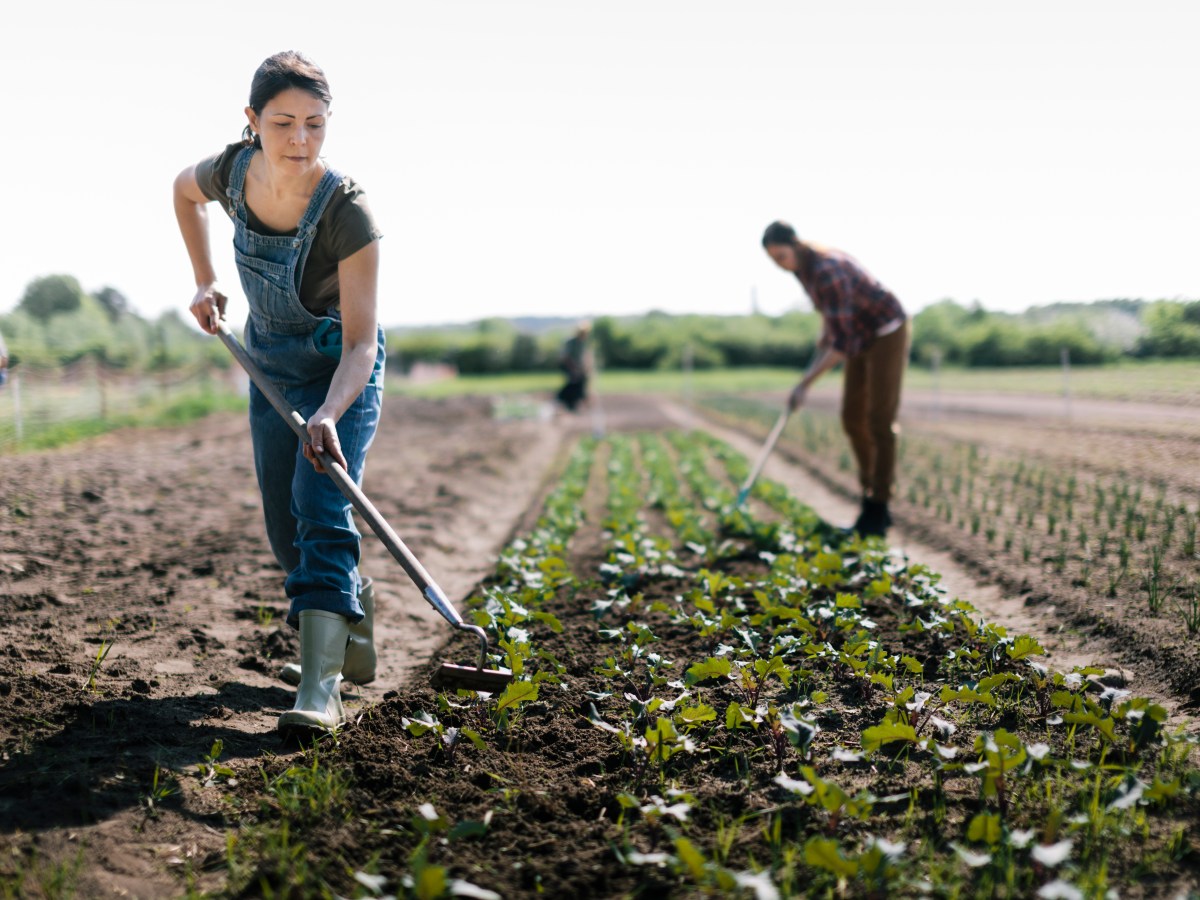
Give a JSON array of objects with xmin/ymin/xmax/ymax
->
[{"xmin": 225, "ymin": 146, "xmax": 385, "ymax": 629}]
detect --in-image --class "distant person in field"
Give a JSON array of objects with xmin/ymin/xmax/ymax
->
[
  {"xmin": 173, "ymin": 51, "xmax": 384, "ymax": 735},
  {"xmin": 762, "ymin": 221, "xmax": 909, "ymax": 538},
  {"xmin": 556, "ymin": 321, "xmax": 592, "ymax": 413},
  {"xmin": 0, "ymin": 326, "xmax": 8, "ymax": 386}
]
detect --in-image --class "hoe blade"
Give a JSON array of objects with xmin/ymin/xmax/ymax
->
[{"xmin": 431, "ymin": 663, "xmax": 515, "ymax": 693}]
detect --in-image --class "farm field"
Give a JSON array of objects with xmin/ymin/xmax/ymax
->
[
  {"xmin": 391, "ymin": 359, "xmax": 1200, "ymax": 407},
  {"xmin": 1, "ymin": 391, "xmax": 1198, "ymax": 898},
  {"xmin": 701, "ymin": 384, "xmax": 1200, "ymax": 708}
]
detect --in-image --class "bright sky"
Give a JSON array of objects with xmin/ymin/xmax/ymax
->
[{"xmin": 3, "ymin": 1, "xmax": 1197, "ymax": 329}]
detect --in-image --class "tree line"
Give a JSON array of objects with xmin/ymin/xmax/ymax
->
[
  {"xmin": 394, "ymin": 298, "xmax": 1200, "ymax": 374},
  {"xmin": 3, "ymin": 274, "xmax": 1196, "ymax": 375},
  {"xmin": 0, "ymin": 275, "xmax": 229, "ymax": 371}
]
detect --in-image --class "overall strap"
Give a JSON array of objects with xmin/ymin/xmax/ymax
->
[
  {"xmin": 295, "ymin": 164, "xmax": 344, "ymax": 241},
  {"xmin": 291, "ymin": 164, "xmax": 345, "ymax": 303},
  {"xmin": 224, "ymin": 145, "xmax": 256, "ymax": 221}
]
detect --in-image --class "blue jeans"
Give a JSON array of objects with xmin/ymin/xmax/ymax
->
[{"xmin": 251, "ymin": 377, "xmax": 383, "ymax": 628}]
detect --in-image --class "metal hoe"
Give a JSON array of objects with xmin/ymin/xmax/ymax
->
[
  {"xmin": 217, "ymin": 320, "xmax": 513, "ymax": 693},
  {"xmin": 734, "ymin": 407, "xmax": 790, "ymax": 507}
]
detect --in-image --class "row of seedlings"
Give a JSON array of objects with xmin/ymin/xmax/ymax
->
[{"xmin": 587, "ymin": 431, "xmax": 1199, "ymax": 898}]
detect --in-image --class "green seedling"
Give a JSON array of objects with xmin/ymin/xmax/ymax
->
[
  {"xmin": 196, "ymin": 739, "xmax": 237, "ymax": 788},
  {"xmin": 968, "ymin": 729, "xmax": 1027, "ymax": 818},
  {"xmin": 85, "ymin": 636, "xmax": 115, "ymax": 692},
  {"xmin": 141, "ymin": 763, "xmax": 179, "ymax": 818},
  {"xmin": 490, "ymin": 679, "xmax": 538, "ymax": 735},
  {"xmin": 1177, "ymin": 583, "xmax": 1200, "ymax": 635},
  {"xmin": 263, "ymin": 753, "xmax": 350, "ymax": 823}
]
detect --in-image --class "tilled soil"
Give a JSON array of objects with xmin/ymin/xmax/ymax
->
[
  {"xmin": 700, "ymin": 392, "xmax": 1200, "ymax": 715},
  {"xmin": 2, "ymin": 389, "xmax": 1198, "ymax": 898},
  {"xmin": 0, "ymin": 395, "xmax": 567, "ymax": 897}
]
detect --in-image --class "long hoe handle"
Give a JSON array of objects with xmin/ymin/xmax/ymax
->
[
  {"xmin": 216, "ymin": 321, "xmax": 492, "ymax": 669},
  {"xmin": 735, "ymin": 408, "xmax": 790, "ymax": 507}
]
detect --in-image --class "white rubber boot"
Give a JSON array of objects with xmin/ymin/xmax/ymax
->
[
  {"xmin": 277, "ymin": 610, "xmax": 349, "ymax": 734},
  {"xmin": 279, "ymin": 579, "xmax": 376, "ymax": 686}
]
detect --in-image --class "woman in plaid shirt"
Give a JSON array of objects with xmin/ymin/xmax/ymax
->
[{"xmin": 762, "ymin": 221, "xmax": 909, "ymax": 538}]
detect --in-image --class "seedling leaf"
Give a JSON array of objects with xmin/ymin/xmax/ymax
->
[
  {"xmin": 861, "ymin": 722, "xmax": 918, "ymax": 753},
  {"xmin": 804, "ymin": 837, "xmax": 858, "ymax": 879},
  {"xmin": 495, "ymin": 680, "xmax": 538, "ymax": 712},
  {"xmin": 685, "ymin": 657, "xmax": 733, "ymax": 685}
]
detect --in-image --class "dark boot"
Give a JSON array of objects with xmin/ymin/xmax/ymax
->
[
  {"xmin": 854, "ymin": 499, "xmax": 892, "ymax": 537},
  {"xmin": 852, "ymin": 496, "xmax": 870, "ymax": 533}
]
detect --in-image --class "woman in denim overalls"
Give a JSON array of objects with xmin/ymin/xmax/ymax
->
[{"xmin": 173, "ymin": 52, "xmax": 383, "ymax": 735}]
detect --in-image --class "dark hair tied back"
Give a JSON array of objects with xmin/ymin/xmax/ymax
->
[
  {"xmin": 242, "ymin": 50, "xmax": 332, "ymax": 147},
  {"xmin": 762, "ymin": 220, "xmax": 798, "ymax": 248}
]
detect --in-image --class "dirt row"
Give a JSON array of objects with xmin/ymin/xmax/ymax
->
[
  {"xmin": 690, "ymin": 396, "xmax": 1200, "ymax": 716},
  {"xmin": 801, "ymin": 386, "xmax": 1200, "ymax": 504},
  {"xmin": 0, "ymin": 395, "xmax": 568, "ymax": 897},
  {"xmin": 2, "ymin": 390, "xmax": 1197, "ymax": 897}
]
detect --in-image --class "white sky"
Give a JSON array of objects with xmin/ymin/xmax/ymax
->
[{"xmin": 2, "ymin": 1, "xmax": 1197, "ymax": 328}]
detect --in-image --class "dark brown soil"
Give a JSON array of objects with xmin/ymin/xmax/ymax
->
[
  {"xmin": 0, "ymin": 394, "xmax": 565, "ymax": 897},
  {"xmin": 699, "ymin": 394, "xmax": 1200, "ymax": 713},
  {"xmin": 2, "ymin": 390, "xmax": 1197, "ymax": 899}
]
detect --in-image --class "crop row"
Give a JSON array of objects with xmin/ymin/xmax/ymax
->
[
  {"xmin": 390, "ymin": 429, "xmax": 1199, "ymax": 898},
  {"xmin": 700, "ymin": 395, "xmax": 1200, "ymax": 637}
]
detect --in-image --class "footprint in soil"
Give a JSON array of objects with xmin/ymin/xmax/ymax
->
[
  {"xmin": 240, "ymin": 628, "xmax": 300, "ymax": 660},
  {"xmin": 177, "ymin": 628, "xmax": 224, "ymax": 651},
  {"xmin": 236, "ymin": 627, "xmax": 298, "ymax": 675},
  {"xmin": 8, "ymin": 592, "xmax": 52, "ymax": 612},
  {"xmin": 0, "ymin": 554, "xmax": 54, "ymax": 578}
]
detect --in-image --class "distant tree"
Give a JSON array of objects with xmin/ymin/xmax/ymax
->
[
  {"xmin": 911, "ymin": 300, "xmax": 975, "ymax": 365},
  {"xmin": 94, "ymin": 286, "xmax": 131, "ymax": 322},
  {"xmin": 454, "ymin": 337, "xmax": 510, "ymax": 374},
  {"xmin": 509, "ymin": 333, "xmax": 540, "ymax": 371},
  {"xmin": 18, "ymin": 274, "xmax": 85, "ymax": 323},
  {"xmin": 476, "ymin": 317, "xmax": 514, "ymax": 336},
  {"xmin": 1136, "ymin": 301, "xmax": 1200, "ymax": 358},
  {"xmin": 388, "ymin": 331, "xmax": 456, "ymax": 370}
]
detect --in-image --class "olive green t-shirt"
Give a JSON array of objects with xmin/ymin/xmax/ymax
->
[{"xmin": 195, "ymin": 143, "xmax": 382, "ymax": 314}]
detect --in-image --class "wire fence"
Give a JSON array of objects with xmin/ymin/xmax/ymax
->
[{"xmin": 0, "ymin": 359, "xmax": 248, "ymax": 454}]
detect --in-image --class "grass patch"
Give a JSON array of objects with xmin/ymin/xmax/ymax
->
[
  {"xmin": 390, "ymin": 358, "xmax": 1200, "ymax": 405},
  {"xmin": 6, "ymin": 389, "xmax": 247, "ymax": 453},
  {"xmin": 219, "ymin": 749, "xmax": 355, "ymax": 898},
  {"xmin": 0, "ymin": 845, "xmax": 85, "ymax": 899},
  {"xmin": 904, "ymin": 358, "xmax": 1200, "ymax": 403},
  {"xmin": 390, "ymin": 367, "xmax": 802, "ymax": 398}
]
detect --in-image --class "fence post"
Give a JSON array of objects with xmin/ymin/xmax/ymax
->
[
  {"xmin": 96, "ymin": 355, "xmax": 108, "ymax": 421},
  {"xmin": 157, "ymin": 323, "xmax": 170, "ymax": 405},
  {"xmin": 682, "ymin": 343, "xmax": 694, "ymax": 408},
  {"xmin": 11, "ymin": 371, "xmax": 23, "ymax": 445},
  {"xmin": 1061, "ymin": 346, "xmax": 1071, "ymax": 420},
  {"xmin": 930, "ymin": 346, "xmax": 942, "ymax": 421}
]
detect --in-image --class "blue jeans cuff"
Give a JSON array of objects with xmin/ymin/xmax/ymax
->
[{"xmin": 287, "ymin": 590, "xmax": 365, "ymax": 629}]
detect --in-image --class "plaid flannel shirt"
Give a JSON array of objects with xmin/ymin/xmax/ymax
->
[{"xmin": 795, "ymin": 247, "xmax": 905, "ymax": 358}]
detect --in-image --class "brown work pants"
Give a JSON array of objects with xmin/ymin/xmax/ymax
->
[{"xmin": 840, "ymin": 321, "xmax": 909, "ymax": 504}]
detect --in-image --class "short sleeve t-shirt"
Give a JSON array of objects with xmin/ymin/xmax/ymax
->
[{"xmin": 195, "ymin": 143, "xmax": 382, "ymax": 314}]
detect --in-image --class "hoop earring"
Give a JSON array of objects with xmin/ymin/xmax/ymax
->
[{"xmin": 242, "ymin": 125, "xmax": 257, "ymax": 147}]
